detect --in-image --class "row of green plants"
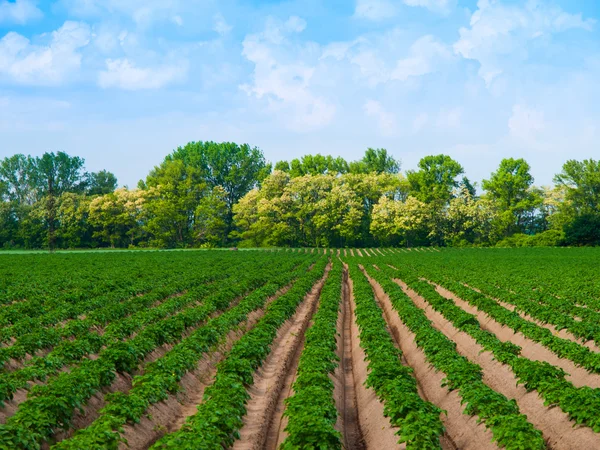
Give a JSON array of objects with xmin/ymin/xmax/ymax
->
[
  {"xmin": 0, "ymin": 268, "xmax": 225, "ymax": 368},
  {"xmin": 379, "ymin": 262, "xmax": 600, "ymax": 435},
  {"xmin": 0, "ymin": 259, "xmax": 253, "ymax": 404},
  {"xmin": 52, "ymin": 257, "xmax": 321, "ymax": 449},
  {"xmin": 400, "ymin": 262, "xmax": 600, "ymax": 375},
  {"xmin": 279, "ymin": 261, "xmax": 343, "ymax": 449},
  {"xmin": 0, "ymin": 255, "xmax": 310, "ymax": 449},
  {"xmin": 361, "ymin": 262, "xmax": 546, "ymax": 450},
  {"xmin": 0, "ymin": 251, "xmax": 295, "ymax": 371},
  {"xmin": 460, "ymin": 276, "xmax": 600, "ymax": 344},
  {"xmin": 148, "ymin": 258, "xmax": 329, "ymax": 449},
  {"xmin": 347, "ymin": 262, "xmax": 445, "ymax": 449}
]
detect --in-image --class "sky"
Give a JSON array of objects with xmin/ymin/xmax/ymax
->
[{"xmin": 0, "ymin": 0, "xmax": 598, "ymax": 189}]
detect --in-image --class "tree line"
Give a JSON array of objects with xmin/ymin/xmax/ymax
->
[{"xmin": 1, "ymin": 142, "xmax": 599, "ymax": 249}]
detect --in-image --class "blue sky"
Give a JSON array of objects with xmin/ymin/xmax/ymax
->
[{"xmin": 0, "ymin": 0, "xmax": 598, "ymax": 189}]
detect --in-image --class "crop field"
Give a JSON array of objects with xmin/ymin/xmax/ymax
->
[{"xmin": 0, "ymin": 248, "xmax": 599, "ymax": 449}]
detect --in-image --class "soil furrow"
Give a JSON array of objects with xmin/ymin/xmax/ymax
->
[
  {"xmin": 232, "ymin": 266, "xmax": 330, "ymax": 450},
  {"xmin": 344, "ymin": 267, "xmax": 403, "ymax": 450},
  {"xmin": 112, "ymin": 283, "xmax": 297, "ymax": 450},
  {"xmin": 463, "ymin": 283, "xmax": 600, "ymax": 352},
  {"xmin": 428, "ymin": 280, "xmax": 600, "ymax": 388},
  {"xmin": 332, "ymin": 267, "xmax": 365, "ymax": 450},
  {"xmin": 394, "ymin": 278, "xmax": 600, "ymax": 450},
  {"xmin": 362, "ymin": 270, "xmax": 495, "ymax": 450}
]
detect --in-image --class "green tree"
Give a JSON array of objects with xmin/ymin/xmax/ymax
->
[
  {"xmin": 482, "ymin": 158, "xmax": 541, "ymax": 237},
  {"xmin": 89, "ymin": 188, "xmax": 144, "ymax": 248},
  {"xmin": 554, "ymin": 159, "xmax": 600, "ymax": 214},
  {"xmin": 142, "ymin": 159, "xmax": 206, "ymax": 248},
  {"xmin": 166, "ymin": 141, "xmax": 271, "ymax": 239},
  {"xmin": 350, "ymin": 148, "xmax": 400, "ymax": 174},
  {"xmin": 407, "ymin": 155, "xmax": 464, "ymax": 205},
  {"xmin": 87, "ymin": 170, "xmax": 118, "ymax": 196},
  {"xmin": 371, "ymin": 196, "xmax": 433, "ymax": 247},
  {"xmin": 29, "ymin": 152, "xmax": 87, "ymax": 250},
  {"xmin": 195, "ymin": 187, "xmax": 228, "ymax": 247}
]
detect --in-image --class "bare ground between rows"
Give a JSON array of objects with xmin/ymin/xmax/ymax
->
[
  {"xmin": 393, "ymin": 277, "xmax": 600, "ymax": 450},
  {"xmin": 0, "ymin": 290, "xmax": 193, "ymax": 423},
  {"xmin": 117, "ymin": 281, "xmax": 303, "ymax": 450},
  {"xmin": 462, "ymin": 283, "xmax": 600, "ymax": 353},
  {"xmin": 343, "ymin": 265, "xmax": 404, "ymax": 450},
  {"xmin": 232, "ymin": 264, "xmax": 331, "ymax": 450},
  {"xmin": 47, "ymin": 287, "xmax": 264, "ymax": 446},
  {"xmin": 331, "ymin": 267, "xmax": 364, "ymax": 450},
  {"xmin": 361, "ymin": 267, "xmax": 494, "ymax": 450},
  {"xmin": 428, "ymin": 280, "xmax": 600, "ymax": 389}
]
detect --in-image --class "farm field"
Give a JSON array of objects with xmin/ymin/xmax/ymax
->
[{"xmin": 0, "ymin": 248, "xmax": 599, "ymax": 449}]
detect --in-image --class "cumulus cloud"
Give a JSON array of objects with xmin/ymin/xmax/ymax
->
[
  {"xmin": 0, "ymin": 21, "xmax": 90, "ymax": 85},
  {"xmin": 241, "ymin": 16, "xmax": 335, "ymax": 132},
  {"xmin": 0, "ymin": 0, "xmax": 42, "ymax": 24},
  {"xmin": 364, "ymin": 100, "xmax": 396, "ymax": 135},
  {"xmin": 454, "ymin": 0, "xmax": 596, "ymax": 86},
  {"xmin": 392, "ymin": 35, "xmax": 452, "ymax": 81},
  {"xmin": 98, "ymin": 58, "xmax": 187, "ymax": 90}
]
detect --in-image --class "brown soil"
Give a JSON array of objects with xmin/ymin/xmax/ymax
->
[
  {"xmin": 355, "ymin": 249, "xmax": 364, "ymax": 257},
  {"xmin": 394, "ymin": 278, "xmax": 600, "ymax": 449},
  {"xmin": 113, "ymin": 282, "xmax": 300, "ymax": 450},
  {"xmin": 350, "ymin": 249, "xmax": 355, "ymax": 257},
  {"xmin": 362, "ymin": 269, "xmax": 496, "ymax": 450},
  {"xmin": 464, "ymin": 285, "xmax": 600, "ymax": 353},
  {"xmin": 429, "ymin": 281, "xmax": 600, "ymax": 389},
  {"xmin": 332, "ymin": 268, "xmax": 365, "ymax": 450},
  {"xmin": 232, "ymin": 264, "xmax": 331, "ymax": 450},
  {"xmin": 344, "ymin": 267, "xmax": 403, "ymax": 450}
]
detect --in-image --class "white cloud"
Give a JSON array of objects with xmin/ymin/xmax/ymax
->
[
  {"xmin": 364, "ymin": 100, "xmax": 396, "ymax": 135},
  {"xmin": 98, "ymin": 58, "xmax": 187, "ymax": 90},
  {"xmin": 0, "ymin": 21, "xmax": 90, "ymax": 85},
  {"xmin": 241, "ymin": 16, "xmax": 335, "ymax": 132},
  {"xmin": 172, "ymin": 15, "xmax": 183, "ymax": 26},
  {"xmin": 392, "ymin": 35, "xmax": 452, "ymax": 81},
  {"xmin": 213, "ymin": 13, "xmax": 232, "ymax": 36},
  {"xmin": 508, "ymin": 104, "xmax": 544, "ymax": 143},
  {"xmin": 354, "ymin": 0, "xmax": 397, "ymax": 21},
  {"xmin": 0, "ymin": 0, "xmax": 42, "ymax": 24},
  {"xmin": 454, "ymin": 0, "xmax": 595, "ymax": 86},
  {"xmin": 403, "ymin": 0, "xmax": 456, "ymax": 15},
  {"xmin": 332, "ymin": 33, "xmax": 452, "ymax": 87}
]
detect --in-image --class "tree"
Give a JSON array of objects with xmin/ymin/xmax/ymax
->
[
  {"xmin": 89, "ymin": 188, "xmax": 144, "ymax": 248},
  {"xmin": 0, "ymin": 154, "xmax": 36, "ymax": 204},
  {"xmin": 445, "ymin": 187, "xmax": 497, "ymax": 246},
  {"xmin": 554, "ymin": 159, "xmax": 600, "ymax": 214},
  {"xmin": 371, "ymin": 196, "xmax": 433, "ymax": 247},
  {"xmin": 166, "ymin": 141, "xmax": 271, "ymax": 240},
  {"xmin": 29, "ymin": 152, "xmax": 87, "ymax": 250},
  {"xmin": 87, "ymin": 170, "xmax": 118, "ymax": 196},
  {"xmin": 142, "ymin": 159, "xmax": 206, "ymax": 248},
  {"xmin": 350, "ymin": 148, "xmax": 400, "ymax": 174},
  {"xmin": 407, "ymin": 155, "xmax": 464, "ymax": 205},
  {"xmin": 482, "ymin": 158, "xmax": 541, "ymax": 237},
  {"xmin": 564, "ymin": 214, "xmax": 600, "ymax": 246},
  {"xmin": 195, "ymin": 187, "xmax": 228, "ymax": 247}
]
